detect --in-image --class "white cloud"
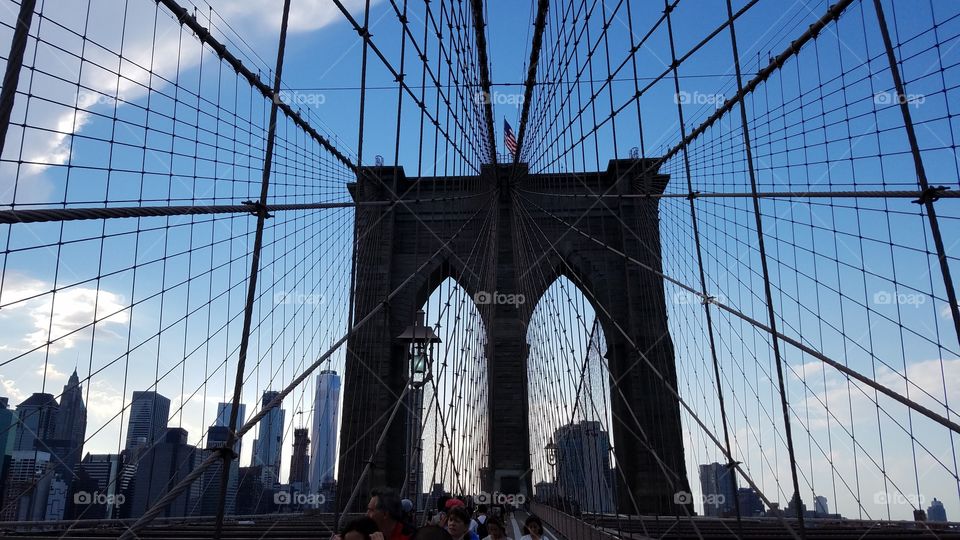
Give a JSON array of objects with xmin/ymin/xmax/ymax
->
[
  {"xmin": 8, "ymin": 0, "xmax": 373, "ymax": 184},
  {"xmin": 0, "ymin": 274, "xmax": 129, "ymax": 353},
  {"xmin": 0, "ymin": 377, "xmax": 26, "ymax": 404},
  {"xmin": 799, "ymin": 358, "xmax": 960, "ymax": 432},
  {"xmin": 18, "ymin": 2, "xmax": 202, "ymax": 176},
  {"xmin": 85, "ymin": 379, "xmax": 126, "ymax": 423},
  {"xmin": 796, "ymin": 360, "xmax": 825, "ymax": 378},
  {"xmin": 35, "ymin": 362, "xmax": 67, "ymax": 382},
  {"xmin": 212, "ymin": 0, "xmax": 373, "ymax": 34}
]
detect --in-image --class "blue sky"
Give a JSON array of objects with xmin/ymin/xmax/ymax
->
[{"xmin": 0, "ymin": 0, "xmax": 958, "ymax": 522}]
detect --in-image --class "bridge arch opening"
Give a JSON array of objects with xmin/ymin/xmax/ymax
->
[
  {"xmin": 526, "ymin": 275, "xmax": 617, "ymax": 514},
  {"xmin": 415, "ymin": 275, "xmax": 488, "ymax": 501}
]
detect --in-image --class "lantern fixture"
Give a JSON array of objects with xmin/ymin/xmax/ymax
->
[
  {"xmin": 397, "ymin": 310, "xmax": 441, "ymax": 388},
  {"xmin": 545, "ymin": 438, "xmax": 558, "ymax": 467}
]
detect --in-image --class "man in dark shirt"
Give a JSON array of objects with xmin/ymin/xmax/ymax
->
[{"xmin": 367, "ymin": 487, "xmax": 416, "ymax": 540}]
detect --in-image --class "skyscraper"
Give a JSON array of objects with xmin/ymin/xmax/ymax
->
[
  {"xmin": 127, "ymin": 428, "xmax": 196, "ymax": 519},
  {"xmin": 309, "ymin": 370, "xmax": 340, "ymax": 493},
  {"xmin": 0, "ymin": 397, "xmax": 17, "ymax": 512},
  {"xmin": 50, "ymin": 370, "xmax": 87, "ymax": 492},
  {"xmin": 0, "ymin": 398, "xmax": 15, "ymax": 455},
  {"xmin": 235, "ymin": 465, "xmax": 269, "ymax": 515},
  {"xmin": 124, "ymin": 392, "xmax": 170, "ymax": 452},
  {"xmin": 13, "ymin": 393, "xmax": 59, "ymax": 452},
  {"xmin": 698, "ymin": 462, "xmax": 736, "ymax": 517},
  {"xmin": 54, "ymin": 370, "xmax": 86, "ymax": 452},
  {"xmin": 814, "ymin": 495, "xmax": 829, "ymax": 516},
  {"xmin": 44, "ymin": 477, "xmax": 68, "ymax": 521},
  {"xmin": 928, "ymin": 498, "xmax": 948, "ymax": 522},
  {"xmin": 737, "ymin": 487, "xmax": 764, "ymax": 517},
  {"xmin": 68, "ymin": 453, "xmax": 122, "ymax": 519},
  {"xmin": 289, "ymin": 428, "xmax": 310, "ymax": 496},
  {"xmin": 215, "ymin": 402, "xmax": 245, "ymax": 456},
  {"xmin": 252, "ymin": 391, "xmax": 285, "ymax": 487},
  {"xmin": 0, "ymin": 451, "xmax": 54, "ymax": 521},
  {"xmin": 195, "ymin": 425, "xmax": 237, "ymax": 516},
  {"xmin": 554, "ymin": 420, "xmax": 616, "ymax": 513}
]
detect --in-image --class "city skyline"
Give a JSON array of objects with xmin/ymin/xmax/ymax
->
[
  {"xmin": 0, "ymin": 375, "xmax": 345, "ymax": 521},
  {"xmin": 0, "ymin": 0, "xmax": 956, "ymax": 530}
]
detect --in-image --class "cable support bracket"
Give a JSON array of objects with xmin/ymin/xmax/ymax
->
[
  {"xmin": 212, "ymin": 445, "xmax": 238, "ymax": 462},
  {"xmin": 913, "ymin": 185, "xmax": 949, "ymax": 205},
  {"xmin": 241, "ymin": 200, "xmax": 273, "ymax": 219}
]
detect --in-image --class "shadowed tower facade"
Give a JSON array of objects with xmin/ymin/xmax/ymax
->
[{"xmin": 337, "ymin": 159, "xmax": 690, "ymax": 515}]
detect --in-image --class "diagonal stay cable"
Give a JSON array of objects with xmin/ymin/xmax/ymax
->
[
  {"xmin": 511, "ymin": 192, "xmax": 707, "ymax": 538},
  {"xmin": 329, "ymin": 0, "xmax": 483, "ymax": 170},
  {"xmin": 116, "ymin": 200, "xmax": 491, "ymax": 540},
  {"xmin": 215, "ymin": 0, "xmax": 293, "ymax": 533},
  {"xmin": 336, "ymin": 384, "xmax": 412, "ymax": 530},
  {"xmin": 513, "ymin": 0, "xmax": 550, "ymax": 166},
  {"xmin": 156, "ymin": 0, "xmax": 356, "ymax": 172},
  {"xmin": 514, "ymin": 194, "xmax": 799, "ymax": 540},
  {"xmin": 0, "ymin": 194, "xmax": 491, "ymax": 225},
  {"xmin": 469, "ymin": 0, "xmax": 498, "ymax": 164},
  {"xmin": 519, "ymin": 192, "xmax": 960, "ymax": 437}
]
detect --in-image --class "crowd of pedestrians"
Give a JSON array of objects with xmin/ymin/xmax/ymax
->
[{"xmin": 334, "ymin": 488, "xmax": 547, "ymax": 540}]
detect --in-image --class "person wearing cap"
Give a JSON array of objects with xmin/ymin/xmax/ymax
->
[{"xmin": 401, "ymin": 498, "xmax": 416, "ymax": 528}]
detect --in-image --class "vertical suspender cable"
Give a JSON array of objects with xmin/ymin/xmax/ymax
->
[
  {"xmin": 213, "ymin": 1, "xmax": 293, "ymax": 538},
  {"xmin": 870, "ymin": 0, "xmax": 960, "ymax": 358},
  {"xmin": 469, "ymin": 0, "xmax": 498, "ymax": 164},
  {"xmin": 723, "ymin": 0, "xmax": 805, "ymax": 532},
  {"xmin": 0, "ymin": 0, "xmax": 38, "ymax": 159},
  {"xmin": 662, "ymin": 0, "xmax": 743, "ymax": 529}
]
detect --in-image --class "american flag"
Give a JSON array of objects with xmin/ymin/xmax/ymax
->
[{"xmin": 504, "ymin": 118, "xmax": 518, "ymax": 157}]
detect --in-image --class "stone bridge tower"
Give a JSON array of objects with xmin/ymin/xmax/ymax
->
[{"xmin": 338, "ymin": 159, "xmax": 690, "ymax": 515}]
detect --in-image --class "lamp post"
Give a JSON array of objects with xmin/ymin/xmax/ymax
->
[
  {"xmin": 545, "ymin": 438, "xmax": 559, "ymax": 507},
  {"xmin": 397, "ymin": 310, "xmax": 440, "ymax": 506}
]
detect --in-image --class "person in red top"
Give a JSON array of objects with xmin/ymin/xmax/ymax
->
[{"xmin": 367, "ymin": 487, "xmax": 415, "ymax": 540}]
